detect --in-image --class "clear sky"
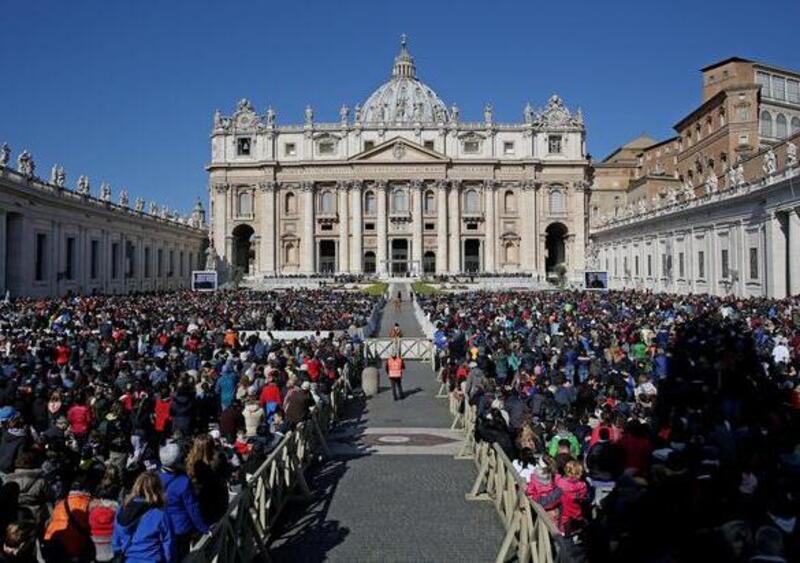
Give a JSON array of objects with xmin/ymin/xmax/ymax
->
[{"xmin": 2, "ymin": 0, "xmax": 798, "ymax": 212}]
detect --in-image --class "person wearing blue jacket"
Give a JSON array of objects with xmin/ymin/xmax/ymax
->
[
  {"xmin": 215, "ymin": 367, "xmax": 237, "ymax": 410},
  {"xmin": 158, "ymin": 441, "xmax": 210, "ymax": 560},
  {"xmin": 112, "ymin": 471, "xmax": 174, "ymax": 563}
]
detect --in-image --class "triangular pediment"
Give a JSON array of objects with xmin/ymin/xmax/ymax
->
[{"xmin": 349, "ymin": 137, "xmax": 449, "ymax": 163}]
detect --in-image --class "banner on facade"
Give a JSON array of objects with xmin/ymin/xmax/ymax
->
[
  {"xmin": 584, "ymin": 271, "xmax": 608, "ymax": 289},
  {"xmin": 192, "ymin": 271, "xmax": 218, "ymax": 291}
]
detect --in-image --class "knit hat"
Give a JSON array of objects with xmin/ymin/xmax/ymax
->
[{"xmin": 159, "ymin": 442, "xmax": 181, "ymax": 468}]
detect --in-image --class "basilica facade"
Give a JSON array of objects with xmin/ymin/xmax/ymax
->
[{"xmin": 208, "ymin": 38, "xmax": 589, "ymax": 279}]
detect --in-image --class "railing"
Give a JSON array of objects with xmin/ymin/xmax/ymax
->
[
  {"xmin": 188, "ymin": 387, "xmax": 343, "ymax": 562},
  {"xmin": 363, "ymin": 337, "xmax": 435, "ymax": 366},
  {"xmin": 441, "ymin": 394, "xmax": 562, "ymax": 562}
]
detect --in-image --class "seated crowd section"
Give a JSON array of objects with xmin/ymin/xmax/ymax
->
[
  {"xmin": 0, "ymin": 289, "xmax": 376, "ymax": 562},
  {"xmin": 420, "ymin": 290, "xmax": 800, "ymax": 563}
]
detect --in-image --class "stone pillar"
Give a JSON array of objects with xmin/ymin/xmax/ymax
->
[
  {"xmin": 0, "ymin": 209, "xmax": 6, "ymax": 296},
  {"xmin": 259, "ymin": 182, "xmax": 276, "ymax": 274},
  {"xmin": 376, "ymin": 181, "xmax": 388, "ymax": 275},
  {"xmin": 520, "ymin": 181, "xmax": 536, "ymax": 274},
  {"xmin": 448, "ymin": 181, "xmax": 461, "ymax": 273},
  {"xmin": 765, "ymin": 211, "xmax": 788, "ymax": 298},
  {"xmin": 338, "ymin": 181, "xmax": 350, "ymax": 273},
  {"xmin": 411, "ymin": 180, "xmax": 423, "ymax": 275},
  {"xmin": 571, "ymin": 181, "xmax": 587, "ymax": 277},
  {"xmin": 351, "ymin": 181, "xmax": 363, "ymax": 272},
  {"xmin": 436, "ymin": 181, "xmax": 448, "ymax": 274},
  {"xmin": 484, "ymin": 181, "xmax": 496, "ymax": 273},
  {"xmin": 301, "ymin": 182, "xmax": 315, "ymax": 274},
  {"xmin": 789, "ymin": 208, "xmax": 800, "ymax": 295}
]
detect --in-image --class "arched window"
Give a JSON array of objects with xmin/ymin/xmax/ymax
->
[
  {"xmin": 760, "ymin": 111, "xmax": 773, "ymax": 137},
  {"xmin": 238, "ymin": 191, "xmax": 253, "ymax": 216},
  {"xmin": 776, "ymin": 114, "xmax": 788, "ymax": 138},
  {"xmin": 364, "ymin": 190, "xmax": 376, "ymax": 215},
  {"xmin": 284, "ymin": 242, "xmax": 297, "ymax": 264},
  {"xmin": 792, "ymin": 117, "xmax": 800, "ymax": 135},
  {"xmin": 424, "ymin": 190, "xmax": 435, "ymax": 214},
  {"xmin": 363, "ymin": 251, "xmax": 376, "ymax": 274},
  {"xmin": 504, "ymin": 190, "xmax": 517, "ymax": 213},
  {"xmin": 285, "ymin": 192, "xmax": 296, "ymax": 214},
  {"xmin": 319, "ymin": 190, "xmax": 335, "ymax": 214},
  {"xmin": 464, "ymin": 189, "xmax": 479, "ymax": 213},
  {"xmin": 392, "ymin": 189, "xmax": 408, "ymax": 213},
  {"xmin": 549, "ymin": 187, "xmax": 565, "ymax": 214}
]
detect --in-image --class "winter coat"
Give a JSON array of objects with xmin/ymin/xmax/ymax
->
[
  {"xmin": 111, "ymin": 499, "xmax": 173, "ymax": 563},
  {"xmin": 4, "ymin": 468, "xmax": 48, "ymax": 521},
  {"xmin": 258, "ymin": 384, "xmax": 282, "ymax": 408},
  {"xmin": 158, "ymin": 469, "xmax": 209, "ymax": 536},
  {"xmin": 67, "ymin": 404, "xmax": 92, "ymax": 436},
  {"xmin": 169, "ymin": 392, "xmax": 194, "ymax": 434},
  {"xmin": 0, "ymin": 428, "xmax": 27, "ymax": 474},
  {"xmin": 243, "ymin": 403, "xmax": 264, "ymax": 437},
  {"xmin": 555, "ymin": 475, "xmax": 588, "ymax": 531},
  {"xmin": 154, "ymin": 398, "xmax": 171, "ymax": 433},
  {"xmin": 526, "ymin": 474, "xmax": 563, "ymax": 511},
  {"xmin": 88, "ymin": 498, "xmax": 119, "ymax": 562},
  {"xmin": 216, "ymin": 372, "xmax": 237, "ymax": 410},
  {"xmin": 43, "ymin": 491, "xmax": 93, "ymax": 560}
]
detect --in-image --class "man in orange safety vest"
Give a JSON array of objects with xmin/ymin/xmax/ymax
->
[{"xmin": 385, "ymin": 353, "xmax": 405, "ymax": 401}]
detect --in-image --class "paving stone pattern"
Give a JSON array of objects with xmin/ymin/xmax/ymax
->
[{"xmin": 270, "ymin": 284, "xmax": 503, "ymax": 562}]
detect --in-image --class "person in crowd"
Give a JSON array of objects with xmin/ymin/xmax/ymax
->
[
  {"xmin": 385, "ymin": 352, "xmax": 405, "ymax": 401},
  {"xmin": 111, "ymin": 471, "xmax": 173, "ymax": 563},
  {"xmin": 88, "ymin": 466, "xmax": 122, "ymax": 562}
]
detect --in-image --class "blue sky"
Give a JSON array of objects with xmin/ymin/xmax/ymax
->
[{"xmin": 2, "ymin": 0, "xmax": 798, "ymax": 212}]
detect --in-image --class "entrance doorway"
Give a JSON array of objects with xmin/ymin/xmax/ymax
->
[
  {"xmin": 423, "ymin": 251, "xmax": 436, "ymax": 274},
  {"xmin": 363, "ymin": 251, "xmax": 376, "ymax": 274},
  {"xmin": 464, "ymin": 239, "xmax": 481, "ymax": 273},
  {"xmin": 545, "ymin": 222, "xmax": 568, "ymax": 273},
  {"xmin": 319, "ymin": 240, "xmax": 336, "ymax": 273},
  {"xmin": 391, "ymin": 239, "xmax": 409, "ymax": 275},
  {"xmin": 232, "ymin": 224, "xmax": 255, "ymax": 275}
]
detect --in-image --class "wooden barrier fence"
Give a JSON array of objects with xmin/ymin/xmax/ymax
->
[{"xmin": 436, "ymin": 377, "xmax": 561, "ymax": 563}]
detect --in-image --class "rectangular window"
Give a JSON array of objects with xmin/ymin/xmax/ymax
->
[
  {"xmin": 463, "ymin": 140, "xmax": 480, "ymax": 154},
  {"xmin": 284, "ymin": 143, "xmax": 297, "ymax": 156},
  {"xmin": 647, "ymin": 255, "xmax": 652, "ymax": 277},
  {"xmin": 466, "ymin": 223, "xmax": 478, "ymax": 231},
  {"xmin": 364, "ymin": 222, "xmax": 375, "ymax": 231},
  {"xmin": 321, "ymin": 224, "xmax": 332, "ymax": 231},
  {"xmin": 111, "ymin": 242, "xmax": 119, "ymax": 279},
  {"xmin": 65, "ymin": 237, "xmax": 75, "ymax": 280},
  {"xmin": 35, "ymin": 233, "xmax": 47, "ymax": 281},
  {"xmin": 363, "ymin": 141, "xmax": 375, "ymax": 151},
  {"xmin": 548, "ymin": 135, "xmax": 562, "ymax": 154},
  {"xmin": 157, "ymin": 249, "xmax": 163, "ymax": 278},
  {"xmin": 125, "ymin": 242, "xmax": 136, "ymax": 278},
  {"xmin": 503, "ymin": 141, "xmax": 515, "ymax": 155},
  {"xmin": 144, "ymin": 247, "xmax": 151, "ymax": 278},
  {"xmin": 773, "ymin": 76, "xmax": 786, "ymax": 100},
  {"xmin": 169, "ymin": 251, "xmax": 174, "ymax": 277},
  {"xmin": 756, "ymin": 72, "xmax": 770, "ymax": 97},
  {"xmin": 90, "ymin": 240, "xmax": 99, "ymax": 279},
  {"xmin": 749, "ymin": 247, "xmax": 759, "ymax": 279},
  {"xmin": 635, "ymin": 256, "xmax": 640, "ymax": 276},
  {"xmin": 180, "ymin": 252, "xmax": 184, "ymax": 277},
  {"xmin": 698, "ymin": 250, "xmax": 705, "ymax": 279},
  {"xmin": 623, "ymin": 257, "xmax": 628, "ymax": 276},
  {"xmin": 236, "ymin": 137, "xmax": 251, "ymax": 156},
  {"xmin": 679, "ymin": 252, "xmax": 685, "ymax": 278},
  {"xmin": 423, "ymin": 140, "xmax": 434, "ymax": 150},
  {"xmin": 721, "ymin": 249, "xmax": 730, "ymax": 279},
  {"xmin": 788, "ymin": 80, "xmax": 800, "ymax": 104},
  {"xmin": 425, "ymin": 222, "xmax": 435, "ymax": 231},
  {"xmin": 318, "ymin": 141, "xmax": 335, "ymax": 155}
]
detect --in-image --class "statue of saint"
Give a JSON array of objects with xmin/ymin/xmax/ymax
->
[
  {"xmin": 0, "ymin": 143, "xmax": 9, "ymax": 167},
  {"xmin": 17, "ymin": 150, "xmax": 34, "ymax": 177},
  {"xmin": 119, "ymin": 190, "xmax": 129, "ymax": 207},
  {"xmin": 339, "ymin": 104, "xmax": 349, "ymax": 125},
  {"xmin": 266, "ymin": 106, "xmax": 276, "ymax": 127},
  {"xmin": 304, "ymin": 105, "xmax": 314, "ymax": 126},
  {"xmin": 524, "ymin": 102, "xmax": 534, "ymax": 125},
  {"xmin": 786, "ymin": 141, "xmax": 797, "ymax": 168},
  {"xmin": 763, "ymin": 148, "xmax": 777, "ymax": 176},
  {"xmin": 76, "ymin": 175, "xmax": 90, "ymax": 196},
  {"xmin": 99, "ymin": 183, "xmax": 112, "ymax": 202},
  {"xmin": 483, "ymin": 103, "xmax": 493, "ymax": 124},
  {"xmin": 135, "ymin": 198, "xmax": 144, "ymax": 212}
]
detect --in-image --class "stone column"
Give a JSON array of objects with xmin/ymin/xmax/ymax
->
[
  {"xmin": 765, "ymin": 211, "xmax": 787, "ymax": 298},
  {"xmin": 351, "ymin": 181, "xmax": 363, "ymax": 272},
  {"xmin": 0, "ymin": 209, "xmax": 6, "ymax": 296},
  {"xmin": 789, "ymin": 208, "xmax": 800, "ymax": 295},
  {"xmin": 436, "ymin": 180, "xmax": 448, "ymax": 274},
  {"xmin": 411, "ymin": 180, "xmax": 423, "ymax": 275},
  {"xmin": 571, "ymin": 181, "xmax": 587, "ymax": 276},
  {"xmin": 259, "ymin": 182, "xmax": 276, "ymax": 274},
  {"xmin": 301, "ymin": 182, "xmax": 315, "ymax": 274},
  {"xmin": 520, "ymin": 181, "xmax": 536, "ymax": 274},
  {"xmin": 484, "ymin": 180, "xmax": 496, "ymax": 273},
  {"xmin": 376, "ymin": 181, "xmax": 388, "ymax": 275},
  {"xmin": 448, "ymin": 181, "xmax": 461, "ymax": 273},
  {"xmin": 338, "ymin": 181, "xmax": 350, "ymax": 273}
]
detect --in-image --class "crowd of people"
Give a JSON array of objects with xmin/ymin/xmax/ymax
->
[
  {"xmin": 420, "ymin": 290, "xmax": 800, "ymax": 562},
  {"xmin": 0, "ymin": 289, "xmax": 367, "ymax": 562}
]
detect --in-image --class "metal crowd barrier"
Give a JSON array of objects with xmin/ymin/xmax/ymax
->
[
  {"xmin": 438, "ymin": 390, "xmax": 561, "ymax": 562},
  {"xmin": 188, "ymin": 378, "xmax": 348, "ymax": 563},
  {"xmin": 363, "ymin": 337, "xmax": 435, "ymax": 367}
]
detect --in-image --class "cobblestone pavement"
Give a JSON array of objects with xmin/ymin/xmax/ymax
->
[{"xmin": 270, "ymin": 284, "xmax": 503, "ymax": 562}]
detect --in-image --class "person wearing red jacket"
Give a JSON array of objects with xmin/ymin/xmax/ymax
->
[
  {"xmin": 66, "ymin": 392, "xmax": 93, "ymax": 437},
  {"xmin": 154, "ymin": 392, "xmax": 172, "ymax": 437},
  {"xmin": 555, "ymin": 460, "xmax": 588, "ymax": 532},
  {"xmin": 259, "ymin": 376, "xmax": 282, "ymax": 408},
  {"xmin": 55, "ymin": 342, "xmax": 71, "ymax": 367}
]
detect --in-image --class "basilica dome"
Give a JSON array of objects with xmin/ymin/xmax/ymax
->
[{"xmin": 359, "ymin": 36, "xmax": 449, "ymax": 125}]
